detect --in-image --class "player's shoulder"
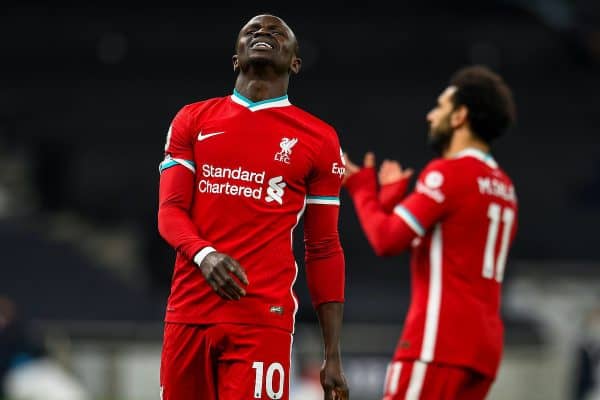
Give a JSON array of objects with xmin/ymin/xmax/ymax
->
[
  {"xmin": 289, "ymin": 105, "xmax": 338, "ymax": 137},
  {"xmin": 418, "ymin": 156, "xmax": 485, "ymax": 193},
  {"xmin": 420, "ymin": 152, "xmax": 516, "ymax": 197},
  {"xmin": 178, "ymin": 95, "xmax": 229, "ymax": 116},
  {"xmin": 416, "ymin": 158, "xmax": 454, "ymax": 191},
  {"xmin": 420, "ymin": 157, "xmax": 457, "ymax": 178},
  {"xmin": 423, "ymin": 150, "xmax": 500, "ymax": 175},
  {"xmin": 450, "ymin": 151, "xmax": 514, "ymax": 183},
  {"xmin": 422, "ymin": 157, "xmax": 449, "ymax": 171}
]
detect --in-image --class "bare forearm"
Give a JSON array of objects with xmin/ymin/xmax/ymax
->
[{"xmin": 316, "ymin": 302, "xmax": 344, "ymax": 360}]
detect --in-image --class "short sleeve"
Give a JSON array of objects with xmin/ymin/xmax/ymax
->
[
  {"xmin": 394, "ymin": 160, "xmax": 457, "ymax": 236},
  {"xmin": 159, "ymin": 106, "xmax": 196, "ymax": 174},
  {"xmin": 306, "ymin": 130, "xmax": 345, "ymax": 206}
]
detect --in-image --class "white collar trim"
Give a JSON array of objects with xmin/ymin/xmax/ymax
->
[{"xmin": 453, "ymin": 148, "xmax": 498, "ymax": 169}]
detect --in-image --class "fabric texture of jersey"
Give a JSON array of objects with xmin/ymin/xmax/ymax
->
[{"xmin": 158, "ymin": 91, "xmax": 346, "ymax": 333}]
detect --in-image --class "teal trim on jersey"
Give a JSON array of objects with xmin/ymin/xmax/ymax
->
[
  {"xmin": 306, "ymin": 195, "xmax": 340, "ymax": 205},
  {"xmin": 394, "ymin": 205, "xmax": 425, "ymax": 236},
  {"xmin": 159, "ymin": 158, "xmax": 196, "ymax": 174},
  {"xmin": 307, "ymin": 195, "xmax": 339, "ymax": 201},
  {"xmin": 233, "ymin": 89, "xmax": 288, "ymax": 108},
  {"xmin": 158, "ymin": 159, "xmax": 178, "ymax": 173}
]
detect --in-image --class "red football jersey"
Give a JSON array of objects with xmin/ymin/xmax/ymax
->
[
  {"xmin": 392, "ymin": 149, "xmax": 518, "ymax": 377},
  {"xmin": 345, "ymin": 148, "xmax": 518, "ymax": 378},
  {"xmin": 157, "ymin": 90, "xmax": 345, "ymax": 333}
]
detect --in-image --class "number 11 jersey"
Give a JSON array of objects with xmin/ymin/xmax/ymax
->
[{"xmin": 392, "ymin": 148, "xmax": 518, "ymax": 378}]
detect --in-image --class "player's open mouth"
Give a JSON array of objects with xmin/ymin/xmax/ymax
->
[{"xmin": 251, "ymin": 42, "xmax": 274, "ymax": 49}]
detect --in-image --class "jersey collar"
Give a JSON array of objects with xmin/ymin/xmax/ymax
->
[
  {"xmin": 453, "ymin": 148, "xmax": 498, "ymax": 169},
  {"xmin": 230, "ymin": 89, "xmax": 291, "ymax": 112}
]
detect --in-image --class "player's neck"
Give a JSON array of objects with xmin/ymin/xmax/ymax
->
[
  {"xmin": 234, "ymin": 75, "xmax": 289, "ymax": 102},
  {"xmin": 443, "ymin": 128, "xmax": 490, "ymax": 158}
]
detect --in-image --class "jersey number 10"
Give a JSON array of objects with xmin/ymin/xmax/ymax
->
[
  {"xmin": 252, "ymin": 361, "xmax": 284, "ymax": 399},
  {"xmin": 482, "ymin": 202, "xmax": 515, "ymax": 283}
]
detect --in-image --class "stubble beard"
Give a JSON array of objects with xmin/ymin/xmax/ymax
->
[{"xmin": 427, "ymin": 115, "xmax": 454, "ymax": 156}]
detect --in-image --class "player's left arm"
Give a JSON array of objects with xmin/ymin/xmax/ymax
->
[
  {"xmin": 304, "ymin": 130, "xmax": 348, "ymax": 400},
  {"xmin": 344, "ymin": 166, "xmax": 416, "ymax": 256},
  {"xmin": 377, "ymin": 158, "xmax": 414, "ymax": 212}
]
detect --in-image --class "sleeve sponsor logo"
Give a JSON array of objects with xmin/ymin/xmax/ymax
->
[
  {"xmin": 331, "ymin": 147, "xmax": 346, "ymax": 178},
  {"xmin": 331, "ymin": 162, "xmax": 345, "ymax": 178},
  {"xmin": 416, "ymin": 170, "xmax": 446, "ymax": 203},
  {"xmin": 424, "ymin": 171, "xmax": 444, "ymax": 188},
  {"xmin": 164, "ymin": 124, "xmax": 173, "ymax": 151},
  {"xmin": 416, "ymin": 182, "xmax": 445, "ymax": 203}
]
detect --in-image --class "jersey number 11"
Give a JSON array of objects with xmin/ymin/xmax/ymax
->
[{"xmin": 482, "ymin": 202, "xmax": 515, "ymax": 283}]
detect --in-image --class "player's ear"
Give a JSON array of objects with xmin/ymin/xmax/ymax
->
[
  {"xmin": 290, "ymin": 56, "xmax": 302, "ymax": 75},
  {"xmin": 232, "ymin": 55, "xmax": 239, "ymax": 72},
  {"xmin": 451, "ymin": 105, "xmax": 468, "ymax": 128}
]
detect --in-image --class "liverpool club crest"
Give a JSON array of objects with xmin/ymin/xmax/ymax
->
[{"xmin": 274, "ymin": 137, "xmax": 298, "ymax": 164}]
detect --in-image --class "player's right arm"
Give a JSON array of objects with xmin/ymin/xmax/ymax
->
[
  {"xmin": 343, "ymin": 153, "xmax": 453, "ymax": 257},
  {"xmin": 157, "ymin": 106, "xmax": 248, "ymax": 299}
]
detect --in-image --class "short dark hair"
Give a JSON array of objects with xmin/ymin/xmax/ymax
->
[{"xmin": 449, "ymin": 65, "xmax": 516, "ymax": 144}]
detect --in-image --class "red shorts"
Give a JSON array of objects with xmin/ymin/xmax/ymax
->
[
  {"xmin": 160, "ymin": 322, "xmax": 292, "ymax": 400},
  {"xmin": 382, "ymin": 360, "xmax": 493, "ymax": 400}
]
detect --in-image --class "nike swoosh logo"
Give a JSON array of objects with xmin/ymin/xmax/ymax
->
[{"xmin": 197, "ymin": 131, "xmax": 225, "ymax": 141}]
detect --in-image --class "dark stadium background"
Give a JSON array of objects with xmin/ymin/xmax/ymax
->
[{"xmin": 1, "ymin": 2, "xmax": 599, "ymax": 399}]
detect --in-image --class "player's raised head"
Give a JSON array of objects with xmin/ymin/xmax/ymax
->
[
  {"xmin": 448, "ymin": 65, "xmax": 516, "ymax": 144},
  {"xmin": 233, "ymin": 14, "xmax": 301, "ymax": 75}
]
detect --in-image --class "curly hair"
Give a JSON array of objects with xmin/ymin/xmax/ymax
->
[{"xmin": 449, "ymin": 65, "xmax": 517, "ymax": 144}]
